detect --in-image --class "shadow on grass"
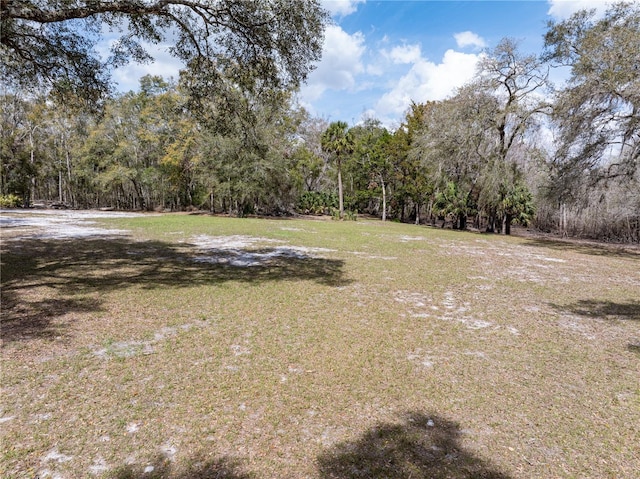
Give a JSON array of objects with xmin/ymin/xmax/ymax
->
[
  {"xmin": 109, "ymin": 412, "xmax": 509, "ymax": 478},
  {"xmin": 551, "ymin": 300, "xmax": 640, "ymax": 321},
  {"xmin": 111, "ymin": 454, "xmax": 254, "ymax": 479},
  {"xmin": 317, "ymin": 411, "xmax": 511, "ymax": 479},
  {"xmin": 523, "ymin": 237, "xmax": 640, "ymax": 260},
  {"xmin": 0, "ymin": 293, "xmax": 104, "ymax": 342},
  {"xmin": 1, "ymin": 237, "xmax": 351, "ymax": 344}
]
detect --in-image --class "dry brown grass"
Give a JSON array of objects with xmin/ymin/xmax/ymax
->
[{"xmin": 1, "ymin": 212, "xmax": 639, "ymax": 478}]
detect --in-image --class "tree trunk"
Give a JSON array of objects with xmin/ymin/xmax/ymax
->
[
  {"xmin": 459, "ymin": 212, "xmax": 467, "ymax": 230},
  {"xmin": 380, "ymin": 175, "xmax": 386, "ymax": 222},
  {"xmin": 58, "ymin": 170, "xmax": 63, "ymax": 203},
  {"xmin": 486, "ymin": 213, "xmax": 496, "ymax": 233},
  {"xmin": 28, "ymin": 141, "xmax": 35, "ymax": 207},
  {"xmin": 427, "ymin": 199, "xmax": 434, "ymax": 225},
  {"xmin": 337, "ymin": 158, "xmax": 344, "ymax": 218},
  {"xmin": 64, "ymin": 146, "xmax": 74, "ymax": 207},
  {"xmin": 503, "ymin": 214, "xmax": 512, "ymax": 235},
  {"xmin": 132, "ymin": 179, "xmax": 145, "ymax": 210}
]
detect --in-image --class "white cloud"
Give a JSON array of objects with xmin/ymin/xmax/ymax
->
[
  {"xmin": 322, "ymin": 0, "xmax": 365, "ymax": 17},
  {"xmin": 546, "ymin": 0, "xmax": 616, "ymax": 20},
  {"xmin": 454, "ymin": 31, "xmax": 486, "ymax": 50},
  {"xmin": 366, "ymin": 63, "xmax": 385, "ymax": 76},
  {"xmin": 375, "ymin": 49, "xmax": 480, "ymax": 119},
  {"xmin": 96, "ymin": 35, "xmax": 182, "ymax": 92},
  {"xmin": 111, "ymin": 45, "xmax": 182, "ymax": 92},
  {"xmin": 299, "ymin": 24, "xmax": 366, "ymax": 102},
  {"xmin": 387, "ymin": 44, "xmax": 422, "ymax": 64}
]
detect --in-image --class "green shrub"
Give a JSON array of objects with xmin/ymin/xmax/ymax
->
[
  {"xmin": 0, "ymin": 194, "xmax": 22, "ymax": 208},
  {"xmin": 344, "ymin": 210, "xmax": 358, "ymax": 221},
  {"xmin": 296, "ymin": 191, "xmax": 338, "ymax": 215},
  {"xmin": 330, "ymin": 208, "xmax": 357, "ymax": 221}
]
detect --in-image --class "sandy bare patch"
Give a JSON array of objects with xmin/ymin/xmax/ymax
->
[
  {"xmin": 126, "ymin": 423, "xmax": 140, "ymax": 434},
  {"xmin": 190, "ymin": 234, "xmax": 336, "ymax": 267},
  {"xmin": 557, "ymin": 316, "xmax": 597, "ymax": 340},
  {"xmin": 407, "ymin": 349, "xmax": 435, "ymax": 368},
  {"xmin": 92, "ymin": 322, "xmax": 206, "ymax": 359},
  {"xmin": 398, "ymin": 235, "xmax": 427, "ymax": 242},
  {"xmin": 43, "ymin": 449, "xmax": 73, "ymax": 463},
  {"xmin": 394, "ymin": 290, "xmax": 432, "ymax": 309},
  {"xmin": 349, "ymin": 251, "xmax": 398, "ymax": 260},
  {"xmin": 88, "ymin": 457, "xmax": 109, "ymax": 475},
  {"xmin": 394, "ymin": 290, "xmax": 494, "ymax": 331},
  {"xmin": 190, "ymin": 234, "xmax": 283, "ymax": 249},
  {"xmin": 437, "ymin": 239, "xmax": 578, "ymax": 285},
  {"xmin": 160, "ymin": 443, "xmax": 178, "ymax": 461},
  {"xmin": 0, "ymin": 209, "xmax": 142, "ymax": 240}
]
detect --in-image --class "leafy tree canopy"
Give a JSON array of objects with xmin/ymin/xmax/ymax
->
[{"xmin": 1, "ymin": 0, "xmax": 329, "ymax": 104}]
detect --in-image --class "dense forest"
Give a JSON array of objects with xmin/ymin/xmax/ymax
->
[{"xmin": 1, "ymin": 1, "xmax": 638, "ymax": 242}]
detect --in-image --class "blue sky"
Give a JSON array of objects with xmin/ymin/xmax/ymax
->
[{"xmin": 106, "ymin": 0, "xmax": 616, "ymax": 126}]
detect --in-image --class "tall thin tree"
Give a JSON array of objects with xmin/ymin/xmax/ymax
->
[{"xmin": 321, "ymin": 121, "xmax": 354, "ymax": 219}]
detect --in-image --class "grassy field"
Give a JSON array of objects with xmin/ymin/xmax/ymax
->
[{"xmin": 1, "ymin": 212, "xmax": 639, "ymax": 478}]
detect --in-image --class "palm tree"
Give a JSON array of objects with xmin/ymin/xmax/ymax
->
[{"xmin": 321, "ymin": 121, "xmax": 353, "ymax": 218}]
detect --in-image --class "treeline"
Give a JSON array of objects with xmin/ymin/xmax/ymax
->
[
  {"xmin": 1, "ymin": 76, "xmax": 310, "ymax": 216},
  {"xmin": 1, "ymin": 3, "xmax": 638, "ymax": 242}
]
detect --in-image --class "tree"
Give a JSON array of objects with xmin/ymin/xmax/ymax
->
[
  {"xmin": 46, "ymin": 91, "xmax": 99, "ymax": 208},
  {"xmin": 543, "ymin": 2, "xmax": 640, "ymax": 199},
  {"xmin": 411, "ymin": 94, "xmax": 488, "ymax": 229},
  {"xmin": 478, "ymin": 39, "xmax": 549, "ymax": 160},
  {"xmin": 398, "ymin": 102, "xmax": 435, "ymax": 224},
  {"xmin": 433, "ymin": 181, "xmax": 475, "ymax": 229},
  {"xmin": 345, "ymin": 119, "xmax": 393, "ymax": 220},
  {"xmin": 1, "ymin": 0, "xmax": 329, "ymax": 103},
  {"xmin": 321, "ymin": 121, "xmax": 354, "ymax": 219},
  {"xmin": 0, "ymin": 94, "xmax": 36, "ymax": 205},
  {"xmin": 77, "ymin": 76, "xmax": 183, "ymax": 209},
  {"xmin": 536, "ymin": 2, "xmax": 640, "ymax": 241},
  {"xmin": 197, "ymin": 87, "xmax": 300, "ymax": 216},
  {"xmin": 367, "ymin": 127, "xmax": 394, "ymax": 222},
  {"xmin": 412, "ymin": 40, "xmax": 546, "ymax": 233},
  {"xmin": 289, "ymin": 109, "xmax": 329, "ymax": 194},
  {"xmin": 473, "ymin": 39, "xmax": 548, "ymax": 233},
  {"xmin": 498, "ymin": 180, "xmax": 535, "ymax": 235},
  {"xmin": 291, "ymin": 146, "xmax": 325, "ymax": 193}
]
